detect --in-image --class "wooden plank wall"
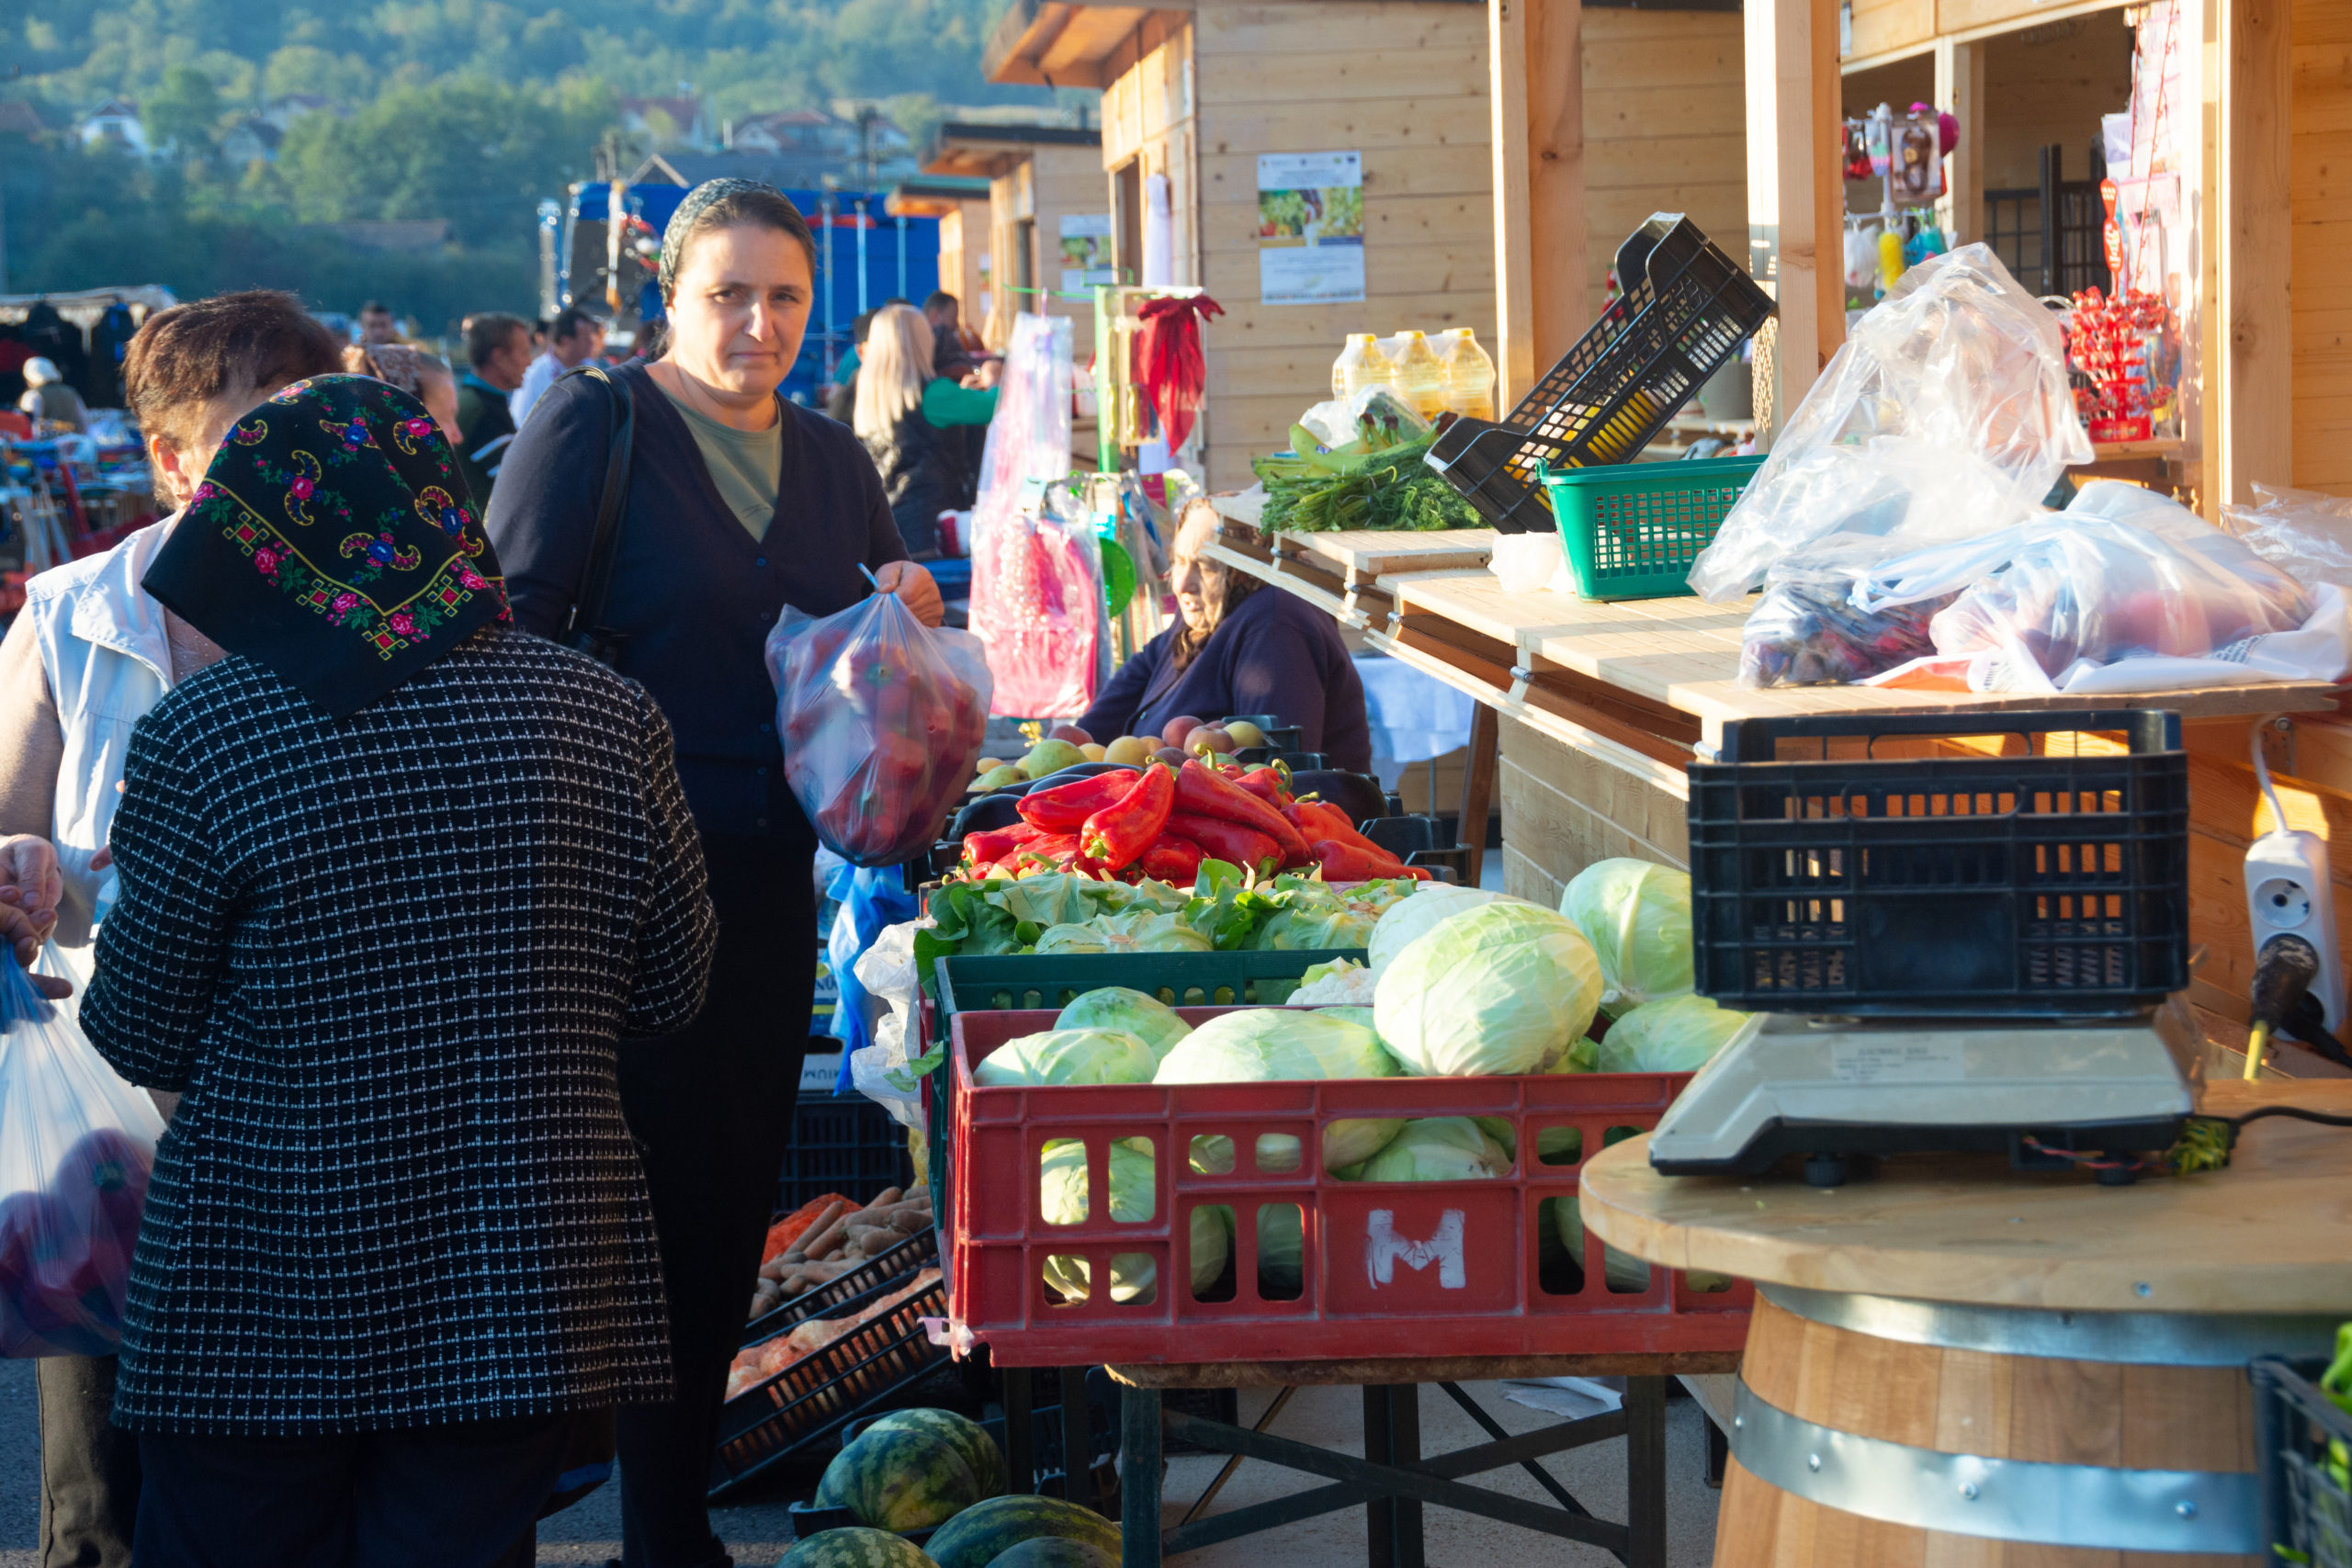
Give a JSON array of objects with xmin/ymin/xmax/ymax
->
[
  {"xmin": 1192, "ymin": 1, "xmax": 1498, "ymax": 491},
  {"xmin": 938, "ymin": 202, "xmax": 994, "ymax": 350},
  {"xmin": 1497, "ymin": 715, "xmax": 1690, "ymax": 908},
  {"xmin": 2294, "ymin": 0, "xmax": 2352, "ymax": 494},
  {"xmin": 1580, "ymin": 8, "xmax": 1750, "ymax": 326},
  {"xmin": 1100, "ymin": 16, "xmax": 1201, "ymax": 293},
  {"xmin": 993, "ymin": 147, "xmax": 1109, "ymax": 362}
]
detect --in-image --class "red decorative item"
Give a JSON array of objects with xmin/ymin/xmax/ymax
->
[
  {"xmin": 2064, "ymin": 286, "xmax": 2165, "ymax": 446},
  {"xmin": 1129, "ymin": 295, "xmax": 1225, "ymax": 451}
]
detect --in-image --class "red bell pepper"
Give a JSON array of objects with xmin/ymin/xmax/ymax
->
[
  {"xmin": 1079, "ymin": 764, "xmax": 1176, "ymax": 871},
  {"xmin": 1012, "ymin": 833, "xmax": 1081, "ymax": 871},
  {"xmin": 1233, "ymin": 766, "xmax": 1292, "ymax": 812},
  {"xmin": 1309, "ymin": 838, "xmax": 1416, "ymax": 882},
  {"xmin": 1136, "ymin": 833, "xmax": 1205, "ymax": 884},
  {"xmin": 1163, "ymin": 810, "xmax": 1282, "ymax": 878},
  {"xmin": 1016, "ymin": 768, "xmax": 1141, "ymax": 832},
  {"xmin": 1173, "ymin": 760, "xmax": 1311, "ymax": 863},
  {"xmin": 1285, "ymin": 798, "xmax": 1395, "ymax": 861},
  {"xmin": 962, "ymin": 822, "xmax": 1042, "ymax": 869}
]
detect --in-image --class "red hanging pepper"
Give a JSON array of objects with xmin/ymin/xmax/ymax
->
[
  {"xmin": 1136, "ymin": 833, "xmax": 1205, "ymax": 884},
  {"xmin": 1232, "ymin": 766, "xmax": 1292, "ymax": 812},
  {"xmin": 963, "ymin": 822, "xmax": 1042, "ymax": 869},
  {"xmin": 1079, "ymin": 764, "xmax": 1176, "ymax": 871},
  {"xmin": 1016, "ymin": 769, "xmax": 1141, "ymax": 832},
  {"xmin": 1173, "ymin": 760, "xmax": 1312, "ymax": 862},
  {"xmin": 1163, "ymin": 810, "xmax": 1283, "ymax": 878}
]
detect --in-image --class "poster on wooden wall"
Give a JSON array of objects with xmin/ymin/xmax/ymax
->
[
  {"xmin": 1256, "ymin": 150, "xmax": 1364, "ymax": 305},
  {"xmin": 1059, "ymin": 214, "xmax": 1117, "ymax": 291}
]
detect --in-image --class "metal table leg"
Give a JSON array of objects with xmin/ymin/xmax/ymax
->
[
  {"xmin": 1363, "ymin": 1384, "xmax": 1426, "ymax": 1568},
  {"xmin": 1062, "ymin": 1366, "xmax": 1096, "ymax": 1509},
  {"xmin": 1123, "ymin": 1383, "xmax": 1164, "ymax": 1568},
  {"xmin": 1625, "ymin": 1375, "xmax": 1668, "ymax": 1568},
  {"xmin": 1004, "ymin": 1366, "xmax": 1035, "ymax": 1494}
]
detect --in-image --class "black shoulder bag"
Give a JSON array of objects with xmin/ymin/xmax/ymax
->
[{"xmin": 559, "ymin": 364, "xmax": 636, "ymax": 665}]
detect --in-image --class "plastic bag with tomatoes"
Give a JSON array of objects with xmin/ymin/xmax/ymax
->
[
  {"xmin": 0, "ymin": 945, "xmax": 164, "ymax": 1358},
  {"xmin": 765, "ymin": 585, "xmax": 995, "ymax": 867}
]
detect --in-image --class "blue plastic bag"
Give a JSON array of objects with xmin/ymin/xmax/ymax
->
[{"xmin": 826, "ymin": 863, "xmax": 919, "ymax": 1091}]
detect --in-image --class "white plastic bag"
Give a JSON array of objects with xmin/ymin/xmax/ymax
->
[
  {"xmin": 766, "ymin": 586, "xmax": 994, "ymax": 867},
  {"xmin": 1688, "ymin": 244, "xmax": 2090, "ymax": 603},
  {"xmin": 2221, "ymin": 483, "xmax": 2352, "ymax": 590},
  {"xmin": 847, "ymin": 919, "xmax": 928, "ymax": 1133},
  {"xmin": 0, "ymin": 946, "xmax": 164, "ymax": 1358}
]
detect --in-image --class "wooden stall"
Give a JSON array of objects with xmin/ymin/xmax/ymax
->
[
  {"xmin": 919, "ymin": 120, "xmax": 1108, "ymax": 359},
  {"xmin": 983, "ymin": 0, "xmax": 1501, "ymax": 491},
  {"xmin": 885, "ymin": 176, "xmax": 994, "ymax": 345}
]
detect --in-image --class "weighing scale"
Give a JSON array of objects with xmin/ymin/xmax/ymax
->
[{"xmin": 1647, "ymin": 997, "xmax": 2204, "ymax": 1186}]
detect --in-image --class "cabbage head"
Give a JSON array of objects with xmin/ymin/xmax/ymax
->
[
  {"xmin": 1550, "ymin": 1196, "xmax": 1652, "ymax": 1293},
  {"xmin": 1593, "ymin": 994, "xmax": 1758, "ymax": 1074},
  {"xmin": 1357, "ymin": 1117, "xmax": 1512, "ymax": 1181},
  {"xmin": 1365, "ymin": 886, "xmax": 1509, "ymax": 979},
  {"xmin": 974, "ymin": 1028, "xmax": 1159, "ymax": 1088},
  {"xmin": 1559, "ymin": 859, "xmax": 1695, "ymax": 1010},
  {"xmin": 1034, "ymin": 908, "xmax": 1214, "ymax": 956},
  {"xmin": 1374, "ymin": 903, "xmax": 1603, "ymax": 1077},
  {"xmin": 1315, "ymin": 1005, "xmax": 1378, "ymax": 1033},
  {"xmin": 1057, "ymin": 987, "xmax": 1192, "ymax": 1060},
  {"xmin": 1038, "ymin": 1139, "xmax": 1228, "ymax": 1302},
  {"xmin": 1159, "ymin": 1010, "xmax": 1402, "ymax": 1171},
  {"xmin": 1255, "ymin": 1201, "xmax": 1304, "ymax": 1296},
  {"xmin": 1250, "ymin": 902, "xmax": 1380, "ymax": 952}
]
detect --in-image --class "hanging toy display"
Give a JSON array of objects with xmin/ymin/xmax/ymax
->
[
  {"xmin": 2065, "ymin": 287, "xmax": 2167, "ymax": 445},
  {"xmin": 1841, "ymin": 102, "xmax": 1958, "ymax": 310}
]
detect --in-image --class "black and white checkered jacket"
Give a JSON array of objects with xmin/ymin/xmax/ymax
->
[{"xmin": 82, "ymin": 624, "xmax": 716, "ymax": 1435}]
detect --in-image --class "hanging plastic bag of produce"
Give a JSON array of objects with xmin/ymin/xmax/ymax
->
[
  {"xmin": 0, "ymin": 945, "xmax": 164, "ymax": 1358},
  {"xmin": 766, "ymin": 581, "xmax": 994, "ymax": 867},
  {"xmin": 1687, "ymin": 244, "xmax": 2089, "ymax": 604}
]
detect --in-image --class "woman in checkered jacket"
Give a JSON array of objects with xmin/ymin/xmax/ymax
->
[{"xmin": 71, "ymin": 375, "xmax": 718, "ymax": 1568}]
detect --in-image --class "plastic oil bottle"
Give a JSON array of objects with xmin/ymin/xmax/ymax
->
[
  {"xmin": 1437, "ymin": 328, "xmax": 1498, "ymax": 421},
  {"xmin": 1388, "ymin": 330, "xmax": 1449, "ymax": 422},
  {"xmin": 1331, "ymin": 333, "xmax": 1396, "ymax": 400}
]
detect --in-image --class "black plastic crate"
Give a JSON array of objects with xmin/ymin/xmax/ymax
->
[
  {"xmin": 746, "ymin": 1226, "xmax": 940, "ymax": 1348},
  {"xmin": 1686, "ymin": 709, "xmax": 2188, "ymax": 1017},
  {"xmin": 1427, "ymin": 213, "xmax": 1772, "ymax": 534},
  {"xmin": 2255, "ymin": 1354, "xmax": 2352, "ymax": 1568},
  {"xmin": 781, "ymin": 1092, "xmax": 914, "ymax": 1216}
]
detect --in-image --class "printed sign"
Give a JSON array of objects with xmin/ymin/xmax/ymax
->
[
  {"xmin": 1257, "ymin": 151, "xmax": 1364, "ymax": 305},
  {"xmin": 1829, "ymin": 1036, "xmax": 1968, "ymax": 1085},
  {"xmin": 1059, "ymin": 213, "xmax": 1116, "ymax": 292}
]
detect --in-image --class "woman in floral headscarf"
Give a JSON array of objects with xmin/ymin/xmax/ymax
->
[{"xmin": 68, "ymin": 375, "xmax": 718, "ymax": 1568}]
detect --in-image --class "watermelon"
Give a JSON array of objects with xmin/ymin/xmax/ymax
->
[
  {"xmin": 859, "ymin": 1408, "xmax": 1008, "ymax": 1501},
  {"xmin": 778, "ymin": 1526, "xmax": 940, "ymax": 1567},
  {"xmin": 815, "ymin": 1427, "xmax": 984, "ymax": 1533},
  {"xmin": 984, "ymin": 1540, "xmax": 1119, "ymax": 1568},
  {"xmin": 924, "ymin": 1495, "xmax": 1122, "ymax": 1568}
]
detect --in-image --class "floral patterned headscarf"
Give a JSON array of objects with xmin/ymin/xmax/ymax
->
[{"xmin": 141, "ymin": 375, "xmax": 509, "ymax": 718}]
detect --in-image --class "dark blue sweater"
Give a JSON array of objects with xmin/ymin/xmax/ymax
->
[
  {"xmin": 1080, "ymin": 587, "xmax": 1372, "ymax": 773},
  {"xmin": 485, "ymin": 362, "xmax": 907, "ymax": 843}
]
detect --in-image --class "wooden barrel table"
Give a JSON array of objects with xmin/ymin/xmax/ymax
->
[{"xmin": 1578, "ymin": 1080, "xmax": 2352, "ymax": 1566}]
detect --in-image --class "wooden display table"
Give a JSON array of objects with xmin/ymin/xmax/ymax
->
[{"xmin": 1577, "ymin": 1080, "xmax": 2352, "ymax": 1564}]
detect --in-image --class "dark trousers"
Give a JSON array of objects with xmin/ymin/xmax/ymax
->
[
  {"xmin": 132, "ymin": 1416, "xmax": 570, "ymax": 1568},
  {"xmin": 616, "ymin": 830, "xmax": 814, "ymax": 1568},
  {"xmin": 38, "ymin": 1354, "xmax": 139, "ymax": 1568}
]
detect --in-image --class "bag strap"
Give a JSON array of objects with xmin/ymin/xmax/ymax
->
[{"xmin": 562, "ymin": 364, "xmax": 635, "ymax": 653}]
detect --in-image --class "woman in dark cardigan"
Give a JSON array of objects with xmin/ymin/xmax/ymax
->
[
  {"xmin": 77, "ymin": 375, "xmax": 716, "ymax": 1565},
  {"xmin": 486, "ymin": 179, "xmax": 941, "ymax": 1568},
  {"xmin": 1080, "ymin": 497, "xmax": 1372, "ymax": 771}
]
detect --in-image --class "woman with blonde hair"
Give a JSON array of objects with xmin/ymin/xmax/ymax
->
[{"xmin": 853, "ymin": 299, "xmax": 997, "ymax": 556}]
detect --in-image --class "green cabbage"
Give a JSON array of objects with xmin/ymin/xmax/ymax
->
[
  {"xmin": 1255, "ymin": 1201, "xmax": 1304, "ymax": 1296},
  {"xmin": 1559, "ymin": 859, "xmax": 1695, "ymax": 1010},
  {"xmin": 1315, "ymin": 1005, "xmax": 1378, "ymax": 1032},
  {"xmin": 1550, "ymin": 1195, "xmax": 1651, "ymax": 1293},
  {"xmin": 1374, "ymin": 903, "xmax": 1603, "ymax": 1077},
  {"xmin": 1038, "ymin": 1139, "xmax": 1228, "ymax": 1302},
  {"xmin": 1593, "ymin": 994, "xmax": 1758, "ymax": 1074},
  {"xmin": 1034, "ymin": 908, "xmax": 1215, "ymax": 955},
  {"xmin": 1365, "ymin": 886, "xmax": 1510, "ymax": 979},
  {"xmin": 1250, "ymin": 903, "xmax": 1380, "ymax": 952},
  {"xmin": 1158, "ymin": 1010, "xmax": 1403, "ymax": 1170},
  {"xmin": 973, "ymin": 1028, "xmax": 1159, "ymax": 1088},
  {"xmin": 1357, "ymin": 1117, "xmax": 1512, "ymax": 1181},
  {"xmin": 1056, "ymin": 987, "xmax": 1192, "ymax": 1059}
]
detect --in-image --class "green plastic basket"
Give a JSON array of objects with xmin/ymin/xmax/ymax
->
[
  {"xmin": 918, "ymin": 949, "xmax": 1364, "ymax": 1240},
  {"xmin": 1535, "ymin": 453, "xmax": 1764, "ymax": 602}
]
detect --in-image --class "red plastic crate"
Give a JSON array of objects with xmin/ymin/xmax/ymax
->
[{"xmin": 947, "ymin": 1007, "xmax": 1751, "ymax": 1368}]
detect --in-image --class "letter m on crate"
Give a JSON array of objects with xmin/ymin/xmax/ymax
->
[{"xmin": 1365, "ymin": 1210, "xmax": 1466, "ymax": 1290}]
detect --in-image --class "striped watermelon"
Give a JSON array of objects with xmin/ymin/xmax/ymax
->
[
  {"xmin": 984, "ymin": 1540, "xmax": 1119, "ymax": 1568},
  {"xmin": 778, "ymin": 1526, "xmax": 940, "ymax": 1567},
  {"xmin": 859, "ymin": 1408, "xmax": 1008, "ymax": 1501},
  {"xmin": 816, "ymin": 1427, "xmax": 984, "ymax": 1533},
  {"xmin": 923, "ymin": 1495, "xmax": 1122, "ymax": 1568}
]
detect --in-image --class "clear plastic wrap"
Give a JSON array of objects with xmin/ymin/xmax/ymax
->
[
  {"xmin": 1738, "ymin": 538, "xmax": 1952, "ymax": 686},
  {"xmin": 766, "ymin": 587, "xmax": 994, "ymax": 867},
  {"xmin": 2221, "ymin": 483, "xmax": 2352, "ymax": 590},
  {"xmin": 0, "ymin": 947, "xmax": 164, "ymax": 1358},
  {"xmin": 1688, "ymin": 244, "xmax": 2091, "ymax": 603}
]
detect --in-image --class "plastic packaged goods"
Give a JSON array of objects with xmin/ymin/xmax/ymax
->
[
  {"xmin": 0, "ymin": 947, "xmax": 164, "ymax": 1359},
  {"xmin": 1387, "ymin": 331, "xmax": 1449, "ymax": 423},
  {"xmin": 766, "ymin": 588, "xmax": 994, "ymax": 867},
  {"xmin": 1437, "ymin": 328, "xmax": 1498, "ymax": 421},
  {"xmin": 1330, "ymin": 334, "xmax": 1396, "ymax": 400},
  {"xmin": 1686, "ymin": 244, "xmax": 2091, "ymax": 604},
  {"xmin": 2221, "ymin": 483, "xmax": 2352, "ymax": 590},
  {"xmin": 1738, "ymin": 539, "xmax": 1952, "ymax": 687}
]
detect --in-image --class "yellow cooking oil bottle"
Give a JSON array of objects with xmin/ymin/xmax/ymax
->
[
  {"xmin": 1330, "ymin": 333, "xmax": 1396, "ymax": 400},
  {"xmin": 1437, "ymin": 328, "xmax": 1498, "ymax": 421},
  {"xmin": 1387, "ymin": 330, "xmax": 1449, "ymax": 422}
]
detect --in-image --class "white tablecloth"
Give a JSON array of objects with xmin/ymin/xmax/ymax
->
[{"xmin": 1354, "ymin": 651, "xmax": 1476, "ymax": 786}]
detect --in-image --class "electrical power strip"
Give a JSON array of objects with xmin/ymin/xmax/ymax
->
[{"xmin": 2245, "ymin": 828, "xmax": 2343, "ymax": 1034}]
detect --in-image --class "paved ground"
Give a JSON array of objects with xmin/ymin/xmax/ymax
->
[{"xmin": 2, "ymin": 1367, "xmax": 1722, "ymax": 1568}]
